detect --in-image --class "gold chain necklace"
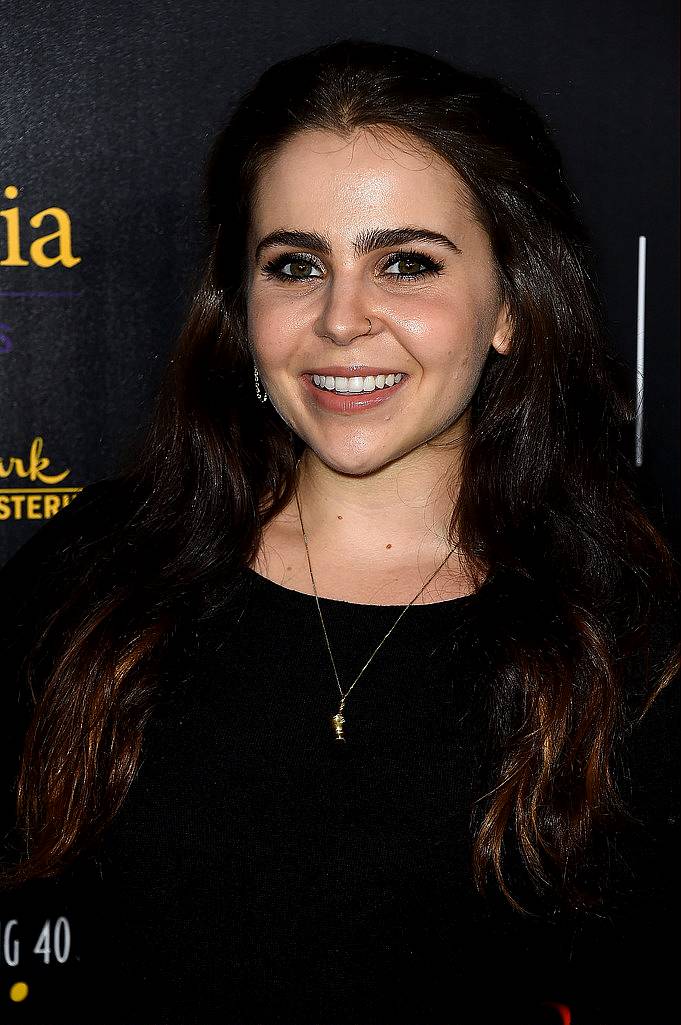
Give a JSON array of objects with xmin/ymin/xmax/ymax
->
[{"xmin": 294, "ymin": 484, "xmax": 456, "ymax": 742}]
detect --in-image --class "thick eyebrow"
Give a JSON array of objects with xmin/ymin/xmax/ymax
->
[{"xmin": 254, "ymin": 226, "xmax": 462, "ymax": 263}]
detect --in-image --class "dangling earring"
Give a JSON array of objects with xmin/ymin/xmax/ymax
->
[{"xmin": 253, "ymin": 362, "xmax": 268, "ymax": 403}]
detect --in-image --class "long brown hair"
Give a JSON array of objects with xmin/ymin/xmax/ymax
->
[{"xmin": 2, "ymin": 39, "xmax": 678, "ymax": 910}]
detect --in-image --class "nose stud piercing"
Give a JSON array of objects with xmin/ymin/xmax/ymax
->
[{"xmin": 253, "ymin": 362, "xmax": 268, "ymax": 403}]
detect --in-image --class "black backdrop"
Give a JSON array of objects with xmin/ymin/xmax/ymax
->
[{"xmin": 1, "ymin": 0, "xmax": 679, "ymax": 567}]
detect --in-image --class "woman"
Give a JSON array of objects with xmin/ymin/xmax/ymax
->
[{"xmin": 0, "ymin": 38, "xmax": 678, "ymax": 1025}]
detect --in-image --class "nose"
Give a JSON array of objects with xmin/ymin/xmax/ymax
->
[{"xmin": 313, "ymin": 280, "xmax": 375, "ymax": 346}]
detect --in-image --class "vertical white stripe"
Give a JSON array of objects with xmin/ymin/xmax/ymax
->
[{"xmin": 635, "ymin": 235, "xmax": 646, "ymax": 467}]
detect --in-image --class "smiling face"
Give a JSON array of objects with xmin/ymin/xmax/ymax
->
[{"xmin": 246, "ymin": 126, "xmax": 510, "ymax": 477}]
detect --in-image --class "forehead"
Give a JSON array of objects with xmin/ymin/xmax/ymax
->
[{"xmin": 250, "ymin": 127, "xmax": 477, "ymax": 238}]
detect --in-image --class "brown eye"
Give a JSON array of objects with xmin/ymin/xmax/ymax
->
[
  {"xmin": 385, "ymin": 257, "xmax": 425, "ymax": 276},
  {"xmin": 382, "ymin": 250, "xmax": 445, "ymax": 281},
  {"xmin": 287, "ymin": 259, "xmax": 318, "ymax": 278},
  {"xmin": 262, "ymin": 254, "xmax": 323, "ymax": 282}
]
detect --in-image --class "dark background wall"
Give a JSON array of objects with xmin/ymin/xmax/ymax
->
[{"xmin": 1, "ymin": 0, "xmax": 678, "ymax": 566}]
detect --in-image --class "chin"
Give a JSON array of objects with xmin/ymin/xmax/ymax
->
[{"xmin": 306, "ymin": 439, "xmax": 409, "ymax": 478}]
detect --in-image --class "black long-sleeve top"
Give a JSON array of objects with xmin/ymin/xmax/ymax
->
[{"xmin": 0, "ymin": 481, "xmax": 678, "ymax": 1025}]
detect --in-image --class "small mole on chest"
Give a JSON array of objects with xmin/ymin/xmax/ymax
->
[{"xmin": 386, "ymin": 543, "xmax": 392, "ymax": 549}]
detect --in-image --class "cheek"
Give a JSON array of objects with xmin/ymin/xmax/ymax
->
[
  {"xmin": 412, "ymin": 273, "xmax": 483, "ymax": 328},
  {"xmin": 248, "ymin": 294, "xmax": 303, "ymax": 365},
  {"xmin": 406, "ymin": 292, "xmax": 489, "ymax": 373}
]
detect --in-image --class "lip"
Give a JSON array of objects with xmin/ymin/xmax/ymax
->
[{"xmin": 301, "ymin": 371, "xmax": 409, "ymax": 414}]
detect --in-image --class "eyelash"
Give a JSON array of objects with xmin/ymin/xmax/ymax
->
[{"xmin": 261, "ymin": 248, "xmax": 445, "ymax": 284}]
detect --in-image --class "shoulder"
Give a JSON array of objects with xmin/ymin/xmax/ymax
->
[
  {"xmin": 0, "ymin": 475, "xmax": 139, "ymax": 705},
  {"xmin": 605, "ymin": 586, "xmax": 680, "ymax": 912},
  {"xmin": 614, "ymin": 580, "xmax": 679, "ymax": 793},
  {"xmin": 619, "ymin": 583, "xmax": 679, "ymax": 743},
  {"xmin": 0, "ymin": 477, "xmax": 140, "ymax": 833},
  {"xmin": 0, "ymin": 476, "xmax": 137, "ymax": 585},
  {"xmin": 0, "ymin": 477, "xmax": 137, "ymax": 647}
]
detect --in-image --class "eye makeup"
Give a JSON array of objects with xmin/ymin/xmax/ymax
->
[{"xmin": 260, "ymin": 248, "xmax": 446, "ymax": 284}]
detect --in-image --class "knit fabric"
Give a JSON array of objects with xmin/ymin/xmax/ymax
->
[{"xmin": 0, "ymin": 482, "xmax": 677, "ymax": 1025}]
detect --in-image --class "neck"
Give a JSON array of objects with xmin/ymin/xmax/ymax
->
[
  {"xmin": 252, "ymin": 426, "xmax": 477, "ymax": 604},
  {"xmin": 292, "ymin": 442, "xmax": 461, "ymax": 561}
]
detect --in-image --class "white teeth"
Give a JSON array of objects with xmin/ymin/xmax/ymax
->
[{"xmin": 310, "ymin": 373, "xmax": 404, "ymax": 394}]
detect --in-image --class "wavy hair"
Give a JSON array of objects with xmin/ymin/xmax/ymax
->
[{"xmin": 1, "ymin": 39, "xmax": 678, "ymax": 910}]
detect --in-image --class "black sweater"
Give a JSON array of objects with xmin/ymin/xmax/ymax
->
[{"xmin": 0, "ymin": 482, "xmax": 678, "ymax": 1025}]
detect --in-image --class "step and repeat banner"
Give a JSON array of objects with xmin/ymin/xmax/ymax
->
[
  {"xmin": 1, "ymin": 1, "xmax": 679, "ymax": 568},
  {"xmin": 0, "ymin": 3, "xmax": 678, "ymax": 1018}
]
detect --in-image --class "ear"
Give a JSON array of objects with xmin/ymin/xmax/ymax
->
[{"xmin": 491, "ymin": 302, "xmax": 512, "ymax": 356}]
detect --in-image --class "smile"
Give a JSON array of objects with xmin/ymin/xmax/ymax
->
[
  {"xmin": 311, "ymin": 373, "xmax": 404, "ymax": 394},
  {"xmin": 301, "ymin": 370, "xmax": 409, "ymax": 414}
]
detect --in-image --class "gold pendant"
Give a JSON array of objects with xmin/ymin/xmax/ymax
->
[{"xmin": 331, "ymin": 712, "xmax": 346, "ymax": 741}]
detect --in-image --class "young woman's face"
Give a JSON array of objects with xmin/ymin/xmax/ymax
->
[{"xmin": 246, "ymin": 127, "xmax": 510, "ymax": 476}]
